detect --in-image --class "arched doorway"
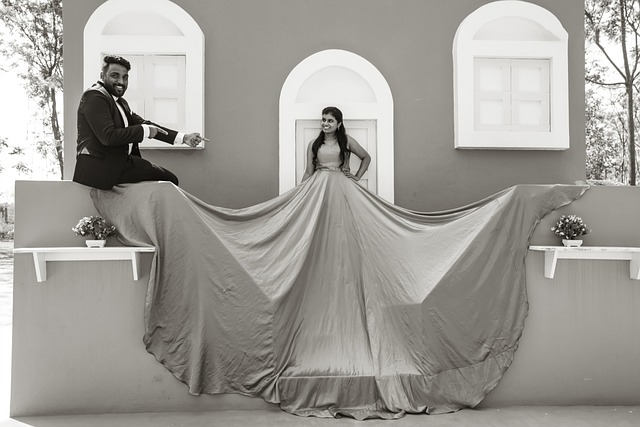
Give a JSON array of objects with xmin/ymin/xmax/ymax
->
[{"xmin": 279, "ymin": 49, "xmax": 394, "ymax": 202}]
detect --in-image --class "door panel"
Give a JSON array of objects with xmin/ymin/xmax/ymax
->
[{"xmin": 295, "ymin": 120, "xmax": 377, "ymax": 193}]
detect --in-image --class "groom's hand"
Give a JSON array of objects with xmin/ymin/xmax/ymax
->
[
  {"xmin": 149, "ymin": 126, "xmax": 168, "ymax": 138},
  {"xmin": 183, "ymin": 132, "xmax": 209, "ymax": 147}
]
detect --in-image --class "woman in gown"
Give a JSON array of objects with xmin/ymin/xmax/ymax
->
[
  {"xmin": 90, "ymin": 107, "xmax": 588, "ymax": 420},
  {"xmin": 301, "ymin": 106, "xmax": 371, "ymax": 183}
]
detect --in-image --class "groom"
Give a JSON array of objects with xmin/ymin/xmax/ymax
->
[{"xmin": 73, "ymin": 54, "xmax": 206, "ymax": 190}]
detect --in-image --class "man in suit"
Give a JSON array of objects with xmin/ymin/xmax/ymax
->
[{"xmin": 73, "ymin": 55, "xmax": 205, "ymax": 190}]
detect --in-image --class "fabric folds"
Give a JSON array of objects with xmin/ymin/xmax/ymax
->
[{"xmin": 91, "ymin": 173, "xmax": 587, "ymax": 419}]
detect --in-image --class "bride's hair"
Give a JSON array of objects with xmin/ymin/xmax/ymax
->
[{"xmin": 312, "ymin": 106, "xmax": 349, "ymax": 168}]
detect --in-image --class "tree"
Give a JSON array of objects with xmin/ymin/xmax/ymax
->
[
  {"xmin": 586, "ymin": 88, "xmax": 623, "ymax": 182},
  {"xmin": 585, "ymin": 0, "xmax": 640, "ymax": 185},
  {"xmin": 0, "ymin": 0, "xmax": 63, "ymax": 178},
  {"xmin": 0, "ymin": 137, "xmax": 7, "ymax": 173},
  {"xmin": 0, "ymin": 136, "xmax": 37, "ymax": 176}
]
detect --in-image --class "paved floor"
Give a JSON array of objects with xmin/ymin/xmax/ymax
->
[{"xmin": 0, "ymin": 406, "xmax": 638, "ymax": 427}]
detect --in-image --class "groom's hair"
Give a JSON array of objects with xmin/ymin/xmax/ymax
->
[{"xmin": 102, "ymin": 55, "xmax": 131, "ymax": 72}]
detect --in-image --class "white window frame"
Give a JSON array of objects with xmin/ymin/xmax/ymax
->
[
  {"xmin": 83, "ymin": 0, "xmax": 204, "ymax": 150},
  {"xmin": 474, "ymin": 57, "xmax": 550, "ymax": 132},
  {"xmin": 123, "ymin": 54, "xmax": 187, "ymax": 147},
  {"xmin": 453, "ymin": 1, "xmax": 569, "ymax": 150}
]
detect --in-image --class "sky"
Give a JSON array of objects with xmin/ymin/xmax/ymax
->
[
  {"xmin": 0, "ymin": 69, "xmax": 29, "ymax": 201},
  {"xmin": 1, "ymin": 15, "xmax": 64, "ymax": 205},
  {"xmin": 0, "ymin": 65, "xmax": 59, "ymax": 204}
]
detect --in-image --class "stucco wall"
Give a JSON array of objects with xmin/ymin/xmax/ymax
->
[
  {"xmin": 63, "ymin": 0, "xmax": 585, "ymax": 211},
  {"xmin": 11, "ymin": 182, "xmax": 640, "ymax": 416}
]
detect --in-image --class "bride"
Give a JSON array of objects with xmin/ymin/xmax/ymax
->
[
  {"xmin": 90, "ymin": 106, "xmax": 587, "ymax": 420},
  {"xmin": 301, "ymin": 106, "xmax": 371, "ymax": 183}
]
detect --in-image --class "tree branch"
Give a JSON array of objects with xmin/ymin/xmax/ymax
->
[{"xmin": 586, "ymin": 76, "xmax": 626, "ymax": 87}]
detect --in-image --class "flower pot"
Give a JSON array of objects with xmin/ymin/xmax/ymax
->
[
  {"xmin": 562, "ymin": 239, "xmax": 583, "ymax": 247},
  {"xmin": 86, "ymin": 239, "xmax": 106, "ymax": 248}
]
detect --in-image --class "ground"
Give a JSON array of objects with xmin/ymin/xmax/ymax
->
[{"xmin": 0, "ymin": 239, "xmax": 14, "ymax": 421}]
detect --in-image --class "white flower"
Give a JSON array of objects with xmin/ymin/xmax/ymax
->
[
  {"xmin": 72, "ymin": 216, "xmax": 116, "ymax": 240},
  {"xmin": 552, "ymin": 215, "xmax": 591, "ymax": 240}
]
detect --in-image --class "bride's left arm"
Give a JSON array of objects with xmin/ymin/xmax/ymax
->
[{"xmin": 346, "ymin": 136, "xmax": 371, "ymax": 181}]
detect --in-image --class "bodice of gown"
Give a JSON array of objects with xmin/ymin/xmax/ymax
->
[{"xmin": 317, "ymin": 142, "xmax": 348, "ymax": 170}]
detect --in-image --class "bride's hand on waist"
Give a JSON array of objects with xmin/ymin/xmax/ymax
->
[{"xmin": 342, "ymin": 170, "xmax": 360, "ymax": 181}]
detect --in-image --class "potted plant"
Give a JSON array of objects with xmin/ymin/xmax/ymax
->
[
  {"xmin": 72, "ymin": 216, "xmax": 116, "ymax": 248},
  {"xmin": 551, "ymin": 214, "xmax": 591, "ymax": 247}
]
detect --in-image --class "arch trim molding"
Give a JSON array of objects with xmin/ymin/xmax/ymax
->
[{"xmin": 279, "ymin": 49, "xmax": 394, "ymax": 202}]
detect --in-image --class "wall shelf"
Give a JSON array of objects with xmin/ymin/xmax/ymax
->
[
  {"xmin": 14, "ymin": 246, "xmax": 156, "ymax": 282},
  {"xmin": 528, "ymin": 246, "xmax": 640, "ymax": 280}
]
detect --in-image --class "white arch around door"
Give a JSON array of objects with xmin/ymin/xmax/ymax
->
[{"xmin": 279, "ymin": 49, "xmax": 394, "ymax": 202}]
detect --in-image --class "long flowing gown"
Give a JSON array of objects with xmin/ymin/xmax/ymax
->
[{"xmin": 91, "ymin": 144, "xmax": 587, "ymax": 419}]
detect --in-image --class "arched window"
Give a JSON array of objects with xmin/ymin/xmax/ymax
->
[
  {"xmin": 84, "ymin": 0, "xmax": 204, "ymax": 149},
  {"xmin": 279, "ymin": 49, "xmax": 394, "ymax": 202},
  {"xmin": 453, "ymin": 1, "xmax": 568, "ymax": 150}
]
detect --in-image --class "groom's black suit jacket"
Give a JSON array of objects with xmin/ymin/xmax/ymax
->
[{"xmin": 72, "ymin": 81, "xmax": 178, "ymax": 190}]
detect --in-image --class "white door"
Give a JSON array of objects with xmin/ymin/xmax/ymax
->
[{"xmin": 295, "ymin": 120, "xmax": 377, "ymax": 193}]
